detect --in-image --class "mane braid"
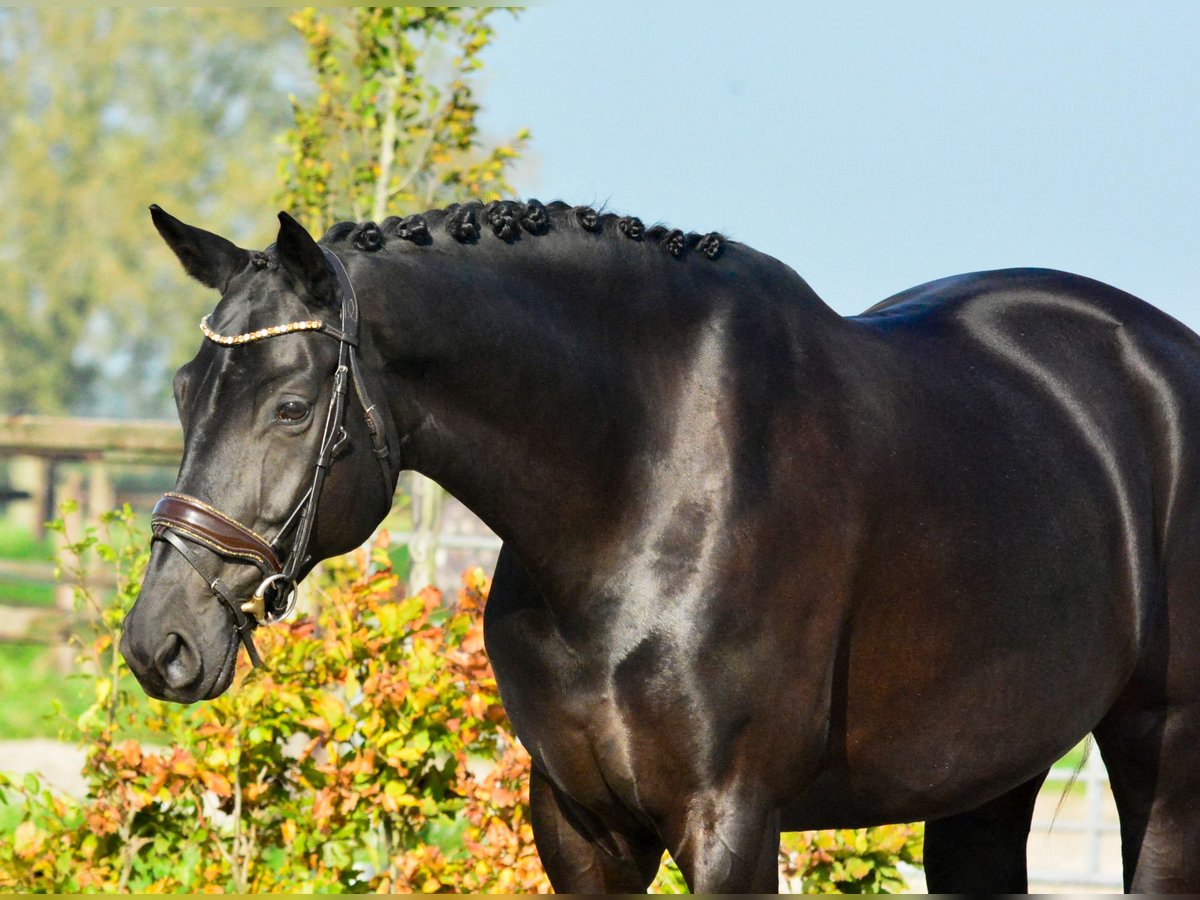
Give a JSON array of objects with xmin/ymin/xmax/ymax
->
[
  {"xmin": 446, "ymin": 203, "xmax": 481, "ymax": 243},
  {"xmin": 483, "ymin": 200, "xmax": 520, "ymax": 241},
  {"xmin": 353, "ymin": 221, "xmax": 384, "ymax": 251},
  {"xmin": 321, "ymin": 221, "xmax": 357, "ymax": 243},
  {"xmin": 315, "ymin": 198, "xmax": 726, "ymax": 260}
]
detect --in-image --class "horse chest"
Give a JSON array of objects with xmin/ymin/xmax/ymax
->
[{"xmin": 483, "ymin": 590, "xmax": 708, "ymax": 822}]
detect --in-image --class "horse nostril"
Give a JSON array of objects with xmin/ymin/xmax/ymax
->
[{"xmin": 155, "ymin": 633, "xmax": 202, "ymax": 691}]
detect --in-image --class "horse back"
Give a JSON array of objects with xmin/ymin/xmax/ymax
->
[{"xmin": 778, "ymin": 268, "xmax": 1200, "ymax": 823}]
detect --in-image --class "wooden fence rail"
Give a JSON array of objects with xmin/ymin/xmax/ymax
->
[
  {"xmin": 0, "ymin": 414, "xmax": 182, "ymax": 461},
  {"xmin": 0, "ymin": 416, "xmax": 181, "ymax": 658},
  {"xmin": 0, "ymin": 414, "xmax": 181, "ymax": 534}
]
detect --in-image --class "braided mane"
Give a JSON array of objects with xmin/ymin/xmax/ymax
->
[{"xmin": 318, "ymin": 199, "xmax": 727, "ymax": 262}]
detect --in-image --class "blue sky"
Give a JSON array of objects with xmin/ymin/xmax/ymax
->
[{"xmin": 475, "ymin": 2, "xmax": 1200, "ymax": 326}]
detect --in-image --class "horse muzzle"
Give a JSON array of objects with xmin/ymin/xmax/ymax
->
[{"xmin": 149, "ymin": 492, "xmax": 299, "ymax": 667}]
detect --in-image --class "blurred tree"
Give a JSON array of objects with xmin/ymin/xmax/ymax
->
[
  {"xmin": 280, "ymin": 7, "xmax": 529, "ymax": 230},
  {"xmin": 0, "ymin": 9, "xmax": 302, "ymax": 416},
  {"xmin": 280, "ymin": 7, "xmax": 529, "ymax": 592}
]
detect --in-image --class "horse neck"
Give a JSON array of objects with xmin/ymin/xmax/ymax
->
[{"xmin": 359, "ymin": 238, "xmax": 846, "ymax": 586}]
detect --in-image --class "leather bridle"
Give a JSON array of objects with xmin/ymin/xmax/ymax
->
[{"xmin": 151, "ymin": 249, "xmax": 394, "ymax": 667}]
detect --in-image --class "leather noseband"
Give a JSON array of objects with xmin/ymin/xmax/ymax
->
[{"xmin": 152, "ymin": 492, "xmax": 283, "ymax": 576}]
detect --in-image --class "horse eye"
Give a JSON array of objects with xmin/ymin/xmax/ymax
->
[{"xmin": 275, "ymin": 400, "xmax": 310, "ymax": 423}]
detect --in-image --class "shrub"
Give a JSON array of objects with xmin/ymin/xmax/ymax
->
[
  {"xmin": 0, "ymin": 506, "xmax": 924, "ymax": 893},
  {"xmin": 780, "ymin": 825, "xmax": 924, "ymax": 893},
  {"xmin": 1, "ymin": 508, "xmax": 548, "ymax": 892}
]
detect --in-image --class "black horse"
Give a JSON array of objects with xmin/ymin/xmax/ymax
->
[{"xmin": 122, "ymin": 199, "xmax": 1200, "ymax": 893}]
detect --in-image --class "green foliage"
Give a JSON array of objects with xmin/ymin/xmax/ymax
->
[
  {"xmin": 47, "ymin": 501, "xmax": 149, "ymax": 665},
  {"xmin": 0, "ymin": 517, "xmax": 52, "ymax": 563},
  {"xmin": 279, "ymin": 6, "xmax": 530, "ymax": 234},
  {"xmin": 0, "ymin": 508, "xmax": 90, "ymax": 738},
  {"xmin": 0, "ymin": 516, "xmax": 54, "ymax": 609},
  {"xmin": 0, "ymin": 645, "xmax": 92, "ymax": 740},
  {"xmin": 0, "ymin": 576, "xmax": 51, "ymax": 607},
  {"xmin": 780, "ymin": 825, "xmax": 925, "ymax": 893},
  {"xmin": 0, "ymin": 517, "xmax": 551, "ymax": 892},
  {"xmin": 651, "ymin": 855, "xmax": 692, "ymax": 893},
  {"xmin": 0, "ymin": 9, "xmax": 301, "ymax": 416}
]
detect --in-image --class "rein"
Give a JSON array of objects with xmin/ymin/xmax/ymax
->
[{"xmin": 151, "ymin": 249, "xmax": 393, "ymax": 667}]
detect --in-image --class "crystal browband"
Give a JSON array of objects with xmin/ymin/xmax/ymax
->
[{"xmin": 199, "ymin": 314, "xmax": 327, "ymax": 346}]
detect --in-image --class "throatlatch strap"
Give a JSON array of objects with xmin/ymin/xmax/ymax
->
[{"xmin": 321, "ymin": 248, "xmax": 395, "ymax": 505}]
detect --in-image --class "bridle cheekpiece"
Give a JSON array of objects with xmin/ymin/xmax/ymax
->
[{"xmin": 151, "ymin": 249, "xmax": 393, "ymax": 668}]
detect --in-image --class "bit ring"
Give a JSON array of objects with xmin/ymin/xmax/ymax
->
[{"xmin": 241, "ymin": 573, "xmax": 298, "ymax": 625}]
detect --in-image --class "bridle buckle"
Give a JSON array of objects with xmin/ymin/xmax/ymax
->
[{"xmin": 241, "ymin": 573, "xmax": 298, "ymax": 626}]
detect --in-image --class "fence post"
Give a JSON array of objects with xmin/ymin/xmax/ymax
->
[
  {"xmin": 87, "ymin": 460, "xmax": 115, "ymax": 522},
  {"xmin": 407, "ymin": 472, "xmax": 446, "ymax": 593},
  {"xmin": 8, "ymin": 453, "xmax": 54, "ymax": 542},
  {"xmin": 1085, "ymin": 743, "xmax": 1105, "ymax": 878}
]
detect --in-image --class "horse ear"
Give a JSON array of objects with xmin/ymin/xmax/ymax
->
[
  {"xmin": 275, "ymin": 211, "xmax": 336, "ymax": 308},
  {"xmin": 149, "ymin": 205, "xmax": 249, "ymax": 291}
]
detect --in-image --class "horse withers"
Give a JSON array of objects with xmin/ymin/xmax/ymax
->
[{"xmin": 122, "ymin": 200, "xmax": 1200, "ymax": 892}]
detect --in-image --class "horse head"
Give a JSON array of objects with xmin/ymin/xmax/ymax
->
[{"xmin": 121, "ymin": 207, "xmax": 395, "ymax": 702}]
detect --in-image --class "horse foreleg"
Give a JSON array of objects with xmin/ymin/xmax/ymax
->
[
  {"xmin": 666, "ymin": 785, "xmax": 781, "ymax": 893},
  {"xmin": 923, "ymin": 769, "xmax": 1049, "ymax": 892},
  {"xmin": 529, "ymin": 766, "xmax": 664, "ymax": 893}
]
